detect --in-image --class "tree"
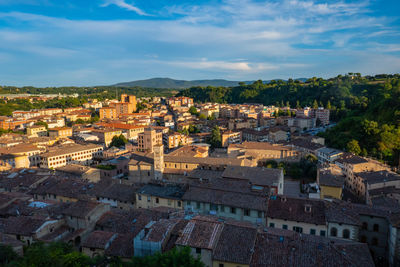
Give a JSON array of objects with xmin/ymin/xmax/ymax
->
[
  {"xmin": 207, "ymin": 113, "xmax": 216, "ymax": 120},
  {"xmin": 188, "ymin": 106, "xmax": 198, "ymax": 115},
  {"xmin": 74, "ymin": 119, "xmax": 85, "ymax": 125},
  {"xmin": 296, "ymin": 100, "xmax": 301, "ymax": 109},
  {"xmin": 312, "ymin": 99, "xmax": 318, "ymax": 109},
  {"xmin": 198, "ymin": 114, "xmax": 207, "ymax": 120},
  {"xmin": 264, "ymin": 160, "xmax": 278, "ymax": 168},
  {"xmin": 110, "ymin": 134, "xmax": 128, "ymax": 148},
  {"xmin": 208, "ymin": 126, "xmax": 222, "ymax": 148},
  {"xmin": 0, "ymin": 244, "xmax": 19, "ymax": 265},
  {"xmin": 131, "ymin": 247, "xmax": 204, "ymax": 267},
  {"xmin": 347, "ymin": 139, "xmax": 361, "ymax": 155},
  {"xmin": 326, "ymin": 100, "xmax": 331, "ymax": 110},
  {"xmin": 34, "ymin": 121, "xmax": 48, "ymax": 129}
]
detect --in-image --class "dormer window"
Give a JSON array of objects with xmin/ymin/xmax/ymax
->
[{"xmin": 305, "ymin": 204, "xmax": 312, "ymax": 213}]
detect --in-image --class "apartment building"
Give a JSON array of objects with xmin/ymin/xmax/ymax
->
[
  {"xmin": 135, "ymin": 183, "xmax": 185, "ymax": 210},
  {"xmin": 227, "ymin": 141, "xmax": 300, "ymax": 163},
  {"xmin": 109, "ymin": 94, "xmax": 137, "ymax": 116},
  {"xmin": 317, "ymin": 147, "xmax": 343, "ymax": 164},
  {"xmin": 99, "ymin": 107, "xmax": 117, "ymax": 120},
  {"xmin": 26, "ymin": 125, "xmax": 47, "ymax": 137},
  {"xmin": 352, "ymin": 170, "xmax": 400, "ymax": 201},
  {"xmin": 0, "ymin": 144, "xmax": 42, "ymax": 169},
  {"xmin": 221, "ymin": 130, "xmax": 242, "ymax": 147},
  {"xmin": 96, "ymin": 122, "xmax": 145, "ymax": 141},
  {"xmin": 164, "ymin": 132, "xmax": 190, "ymax": 149},
  {"xmin": 40, "ymin": 143, "xmax": 103, "ymax": 168},
  {"xmin": 91, "ymin": 128, "xmax": 122, "ymax": 146},
  {"xmin": 48, "ymin": 127, "xmax": 73, "ymax": 138}
]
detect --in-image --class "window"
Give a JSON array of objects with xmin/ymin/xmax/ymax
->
[
  {"xmin": 244, "ymin": 209, "xmax": 250, "ymax": 216},
  {"xmin": 293, "ymin": 226, "xmax": 303, "ymax": 233},
  {"xmin": 210, "ymin": 204, "xmax": 218, "ymax": 211},
  {"xmin": 219, "ymin": 264, "xmax": 224, "ymax": 267},
  {"xmin": 177, "ymin": 201, "xmax": 181, "ymax": 207},
  {"xmin": 282, "ymin": 224, "xmax": 288, "ymax": 230},
  {"xmin": 343, "ymin": 229, "xmax": 350, "ymax": 239},
  {"xmin": 330, "ymin": 227, "xmax": 338, "ymax": 237},
  {"xmin": 186, "ymin": 201, "xmax": 191, "ymax": 206},
  {"xmin": 310, "ymin": 229, "xmax": 316, "ymax": 235},
  {"xmin": 362, "ymin": 222, "xmax": 368, "ymax": 230},
  {"xmin": 360, "ymin": 235, "xmax": 367, "ymax": 243},
  {"xmin": 320, "ymin": 230, "xmax": 326, "ymax": 237},
  {"xmin": 373, "ymin": 224, "xmax": 379, "ymax": 232},
  {"xmin": 156, "ymin": 198, "xmax": 159, "ymax": 204},
  {"xmin": 372, "ymin": 237, "xmax": 378, "ymax": 246},
  {"xmin": 147, "ymin": 196, "xmax": 151, "ymax": 202},
  {"xmin": 196, "ymin": 202, "xmax": 201, "ymax": 209},
  {"xmin": 168, "ymin": 199, "xmax": 172, "ymax": 206},
  {"xmin": 269, "ymin": 223, "xmax": 275, "ymax": 228},
  {"xmin": 196, "ymin": 248, "xmax": 201, "ymax": 254},
  {"xmin": 231, "ymin": 207, "xmax": 236, "ymax": 214},
  {"xmin": 258, "ymin": 211, "xmax": 263, "ymax": 218}
]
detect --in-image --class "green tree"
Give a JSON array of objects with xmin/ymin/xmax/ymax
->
[
  {"xmin": 198, "ymin": 114, "xmax": 207, "ymax": 120},
  {"xmin": 131, "ymin": 247, "xmax": 204, "ymax": 267},
  {"xmin": 312, "ymin": 99, "xmax": 318, "ymax": 109},
  {"xmin": 0, "ymin": 244, "xmax": 19, "ymax": 265},
  {"xmin": 34, "ymin": 121, "xmax": 48, "ymax": 129},
  {"xmin": 326, "ymin": 100, "xmax": 332, "ymax": 110},
  {"xmin": 347, "ymin": 139, "xmax": 362, "ymax": 155},
  {"xmin": 110, "ymin": 134, "xmax": 128, "ymax": 148},
  {"xmin": 208, "ymin": 126, "xmax": 222, "ymax": 148},
  {"xmin": 188, "ymin": 106, "xmax": 199, "ymax": 115}
]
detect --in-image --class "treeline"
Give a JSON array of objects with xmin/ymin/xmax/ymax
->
[
  {"xmin": 0, "ymin": 97, "xmax": 87, "ymax": 116},
  {"xmin": 0, "ymin": 242, "xmax": 204, "ymax": 267},
  {"xmin": 0, "ymin": 86, "xmax": 178, "ymax": 100},
  {"xmin": 178, "ymin": 73, "xmax": 400, "ymax": 165}
]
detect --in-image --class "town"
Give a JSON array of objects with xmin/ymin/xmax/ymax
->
[{"xmin": 0, "ymin": 91, "xmax": 399, "ymax": 266}]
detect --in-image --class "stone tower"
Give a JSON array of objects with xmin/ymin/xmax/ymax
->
[{"xmin": 153, "ymin": 144, "xmax": 164, "ymax": 180}]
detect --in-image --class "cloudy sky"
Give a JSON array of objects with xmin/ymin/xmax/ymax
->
[{"xmin": 0, "ymin": 0, "xmax": 399, "ymax": 86}]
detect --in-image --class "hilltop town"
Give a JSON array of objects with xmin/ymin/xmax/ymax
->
[{"xmin": 0, "ymin": 91, "xmax": 399, "ymax": 266}]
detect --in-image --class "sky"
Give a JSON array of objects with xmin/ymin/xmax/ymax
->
[{"xmin": 0, "ymin": 0, "xmax": 399, "ymax": 86}]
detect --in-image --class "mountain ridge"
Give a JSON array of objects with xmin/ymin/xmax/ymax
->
[{"xmin": 112, "ymin": 77, "xmax": 308, "ymax": 89}]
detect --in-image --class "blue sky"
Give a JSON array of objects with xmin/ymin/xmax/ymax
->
[{"xmin": 0, "ymin": 0, "xmax": 399, "ymax": 86}]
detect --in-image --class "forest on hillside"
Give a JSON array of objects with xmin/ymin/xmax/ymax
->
[{"xmin": 178, "ymin": 74, "xmax": 400, "ymax": 166}]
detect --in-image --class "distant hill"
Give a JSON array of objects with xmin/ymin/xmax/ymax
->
[{"xmin": 112, "ymin": 78, "xmax": 252, "ymax": 88}]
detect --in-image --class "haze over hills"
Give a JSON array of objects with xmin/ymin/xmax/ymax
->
[{"xmin": 112, "ymin": 77, "xmax": 308, "ymax": 89}]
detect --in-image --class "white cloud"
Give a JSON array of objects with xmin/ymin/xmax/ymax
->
[
  {"xmin": 101, "ymin": 0, "xmax": 150, "ymax": 16},
  {"xmin": 0, "ymin": 0, "xmax": 399, "ymax": 85}
]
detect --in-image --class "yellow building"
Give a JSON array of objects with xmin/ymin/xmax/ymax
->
[
  {"xmin": 26, "ymin": 125, "xmax": 47, "ymax": 137},
  {"xmin": 99, "ymin": 107, "xmax": 117, "ymax": 120},
  {"xmin": 221, "ymin": 130, "xmax": 242, "ymax": 147},
  {"xmin": 317, "ymin": 166, "xmax": 345, "ymax": 199},
  {"xmin": 135, "ymin": 184, "xmax": 185, "ymax": 210},
  {"xmin": 40, "ymin": 143, "xmax": 103, "ymax": 169},
  {"xmin": 91, "ymin": 128, "xmax": 122, "ymax": 146},
  {"xmin": 48, "ymin": 127, "xmax": 72, "ymax": 138}
]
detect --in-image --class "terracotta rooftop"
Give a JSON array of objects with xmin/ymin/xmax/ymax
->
[
  {"xmin": 82, "ymin": 230, "xmax": 117, "ymax": 249},
  {"xmin": 183, "ymin": 185, "xmax": 267, "ymax": 211},
  {"xmin": 175, "ymin": 216, "xmax": 223, "ymax": 250},
  {"xmin": 213, "ymin": 223, "xmax": 257, "ymax": 265},
  {"xmin": 222, "ymin": 166, "xmax": 282, "ymax": 187},
  {"xmin": 251, "ymin": 230, "xmax": 374, "ymax": 267},
  {"xmin": 267, "ymin": 196, "xmax": 326, "ymax": 225}
]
